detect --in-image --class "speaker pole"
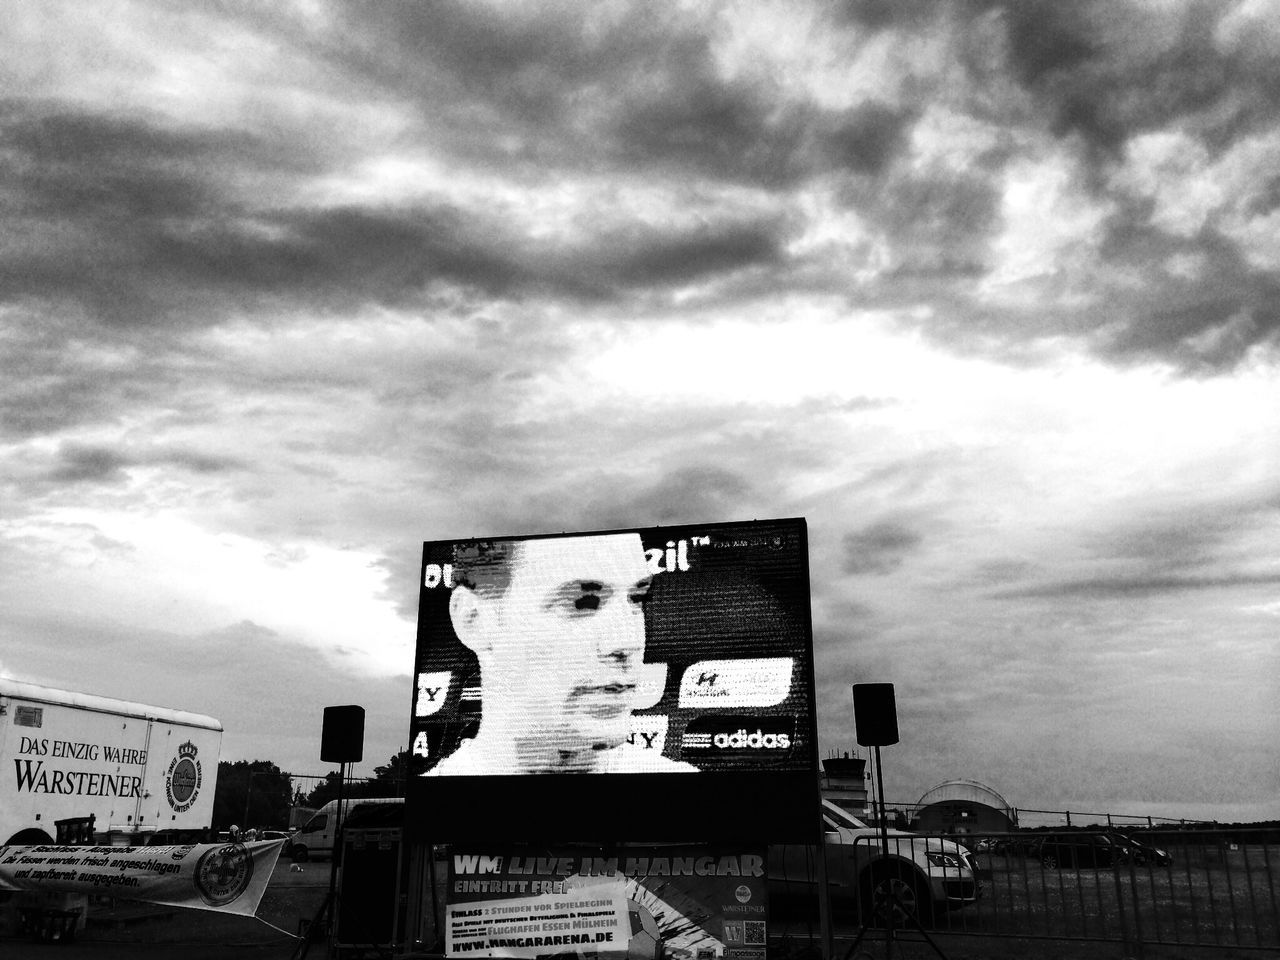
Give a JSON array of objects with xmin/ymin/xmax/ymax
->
[
  {"xmin": 846, "ymin": 683, "xmax": 949, "ymax": 960},
  {"xmin": 328, "ymin": 760, "xmax": 346, "ymax": 933},
  {"xmin": 300, "ymin": 704, "xmax": 363, "ymax": 959},
  {"xmin": 873, "ymin": 744, "xmax": 894, "ymax": 953}
]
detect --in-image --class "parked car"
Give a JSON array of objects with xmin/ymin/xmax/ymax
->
[
  {"xmin": 770, "ymin": 799, "xmax": 981, "ymax": 926},
  {"xmin": 1031, "ymin": 832, "xmax": 1127, "ymax": 868},
  {"xmin": 990, "ymin": 835, "xmax": 1038, "ymax": 857},
  {"xmin": 1108, "ymin": 832, "xmax": 1173, "ymax": 866}
]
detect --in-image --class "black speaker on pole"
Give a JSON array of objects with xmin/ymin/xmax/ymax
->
[
  {"xmin": 847, "ymin": 682, "xmax": 949, "ymax": 958},
  {"xmin": 852, "ymin": 682, "xmax": 898, "ymax": 746},
  {"xmin": 307, "ymin": 704, "xmax": 368, "ymax": 955},
  {"xmin": 321, "ymin": 705, "xmax": 366, "ymax": 763}
]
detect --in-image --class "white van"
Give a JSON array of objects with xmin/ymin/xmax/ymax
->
[{"xmin": 288, "ymin": 797, "xmax": 403, "ymax": 861}]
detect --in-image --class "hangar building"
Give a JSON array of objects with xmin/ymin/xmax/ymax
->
[{"xmin": 912, "ymin": 778, "xmax": 1017, "ymax": 835}]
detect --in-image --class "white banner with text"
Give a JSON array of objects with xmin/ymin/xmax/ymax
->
[{"xmin": 0, "ymin": 839, "xmax": 284, "ymax": 917}]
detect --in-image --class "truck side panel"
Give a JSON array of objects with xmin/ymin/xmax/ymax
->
[{"xmin": 1, "ymin": 689, "xmax": 221, "ymax": 844}]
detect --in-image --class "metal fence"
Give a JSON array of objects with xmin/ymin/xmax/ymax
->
[
  {"xmin": 871, "ymin": 800, "xmax": 1209, "ymax": 831},
  {"xmin": 771, "ymin": 829, "xmax": 1280, "ymax": 956},
  {"xmin": 1011, "ymin": 808, "xmax": 1210, "ymax": 831}
]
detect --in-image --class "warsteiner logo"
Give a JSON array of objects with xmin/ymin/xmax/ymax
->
[
  {"xmin": 165, "ymin": 740, "xmax": 203, "ymax": 813},
  {"xmin": 195, "ymin": 842, "xmax": 254, "ymax": 906}
]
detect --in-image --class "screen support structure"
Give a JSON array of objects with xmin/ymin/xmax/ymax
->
[{"xmin": 843, "ymin": 746, "xmax": 948, "ymax": 960}]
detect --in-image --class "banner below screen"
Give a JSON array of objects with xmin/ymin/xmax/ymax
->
[
  {"xmin": 446, "ymin": 844, "xmax": 768, "ymax": 960},
  {"xmin": 0, "ymin": 840, "xmax": 285, "ymax": 916}
]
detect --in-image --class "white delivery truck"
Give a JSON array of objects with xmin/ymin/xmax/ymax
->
[{"xmin": 0, "ymin": 678, "xmax": 223, "ymax": 845}]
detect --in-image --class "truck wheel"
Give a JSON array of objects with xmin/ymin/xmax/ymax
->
[
  {"xmin": 859, "ymin": 865, "xmax": 933, "ymax": 928},
  {"xmin": 6, "ymin": 828, "xmax": 53, "ymax": 846},
  {"xmin": 291, "ymin": 846, "xmax": 308, "ymax": 863}
]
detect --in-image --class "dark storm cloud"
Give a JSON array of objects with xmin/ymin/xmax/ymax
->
[
  {"xmin": 835, "ymin": 166, "xmax": 1004, "ymax": 282},
  {"xmin": 1093, "ymin": 223, "xmax": 1280, "ymax": 371},
  {"xmin": 9, "ymin": 0, "xmax": 1280, "ymax": 384},
  {"xmin": 0, "ymin": 333, "xmax": 139, "ymax": 440},
  {"xmin": 0, "ymin": 104, "xmax": 526, "ymax": 322},
  {"xmin": 321, "ymin": 0, "xmax": 634, "ymax": 130},
  {"xmin": 560, "ymin": 219, "xmax": 789, "ymax": 297},
  {"xmin": 886, "ymin": 215, "xmax": 1280, "ymax": 378},
  {"xmin": 47, "ymin": 444, "xmax": 131, "ymax": 484},
  {"xmin": 3, "ymin": 108, "xmax": 230, "ymax": 215},
  {"xmin": 326, "ymin": 1, "xmax": 913, "ymax": 185},
  {"xmin": 605, "ymin": 70, "xmax": 912, "ymax": 184},
  {"xmin": 1, "ymin": 99, "xmax": 791, "ymax": 329},
  {"xmin": 841, "ymin": 520, "xmax": 924, "ymax": 575},
  {"xmin": 0, "ymin": 300, "xmax": 263, "ymax": 444},
  {"xmin": 860, "ymin": 0, "xmax": 1280, "ymax": 373},
  {"xmin": 147, "ymin": 205, "xmax": 531, "ymax": 304},
  {"xmin": 832, "ymin": 0, "xmax": 941, "ymax": 31},
  {"xmin": 0, "ymin": 106, "xmax": 330, "ymax": 325},
  {"xmin": 985, "ymin": 0, "xmax": 1280, "ymax": 156},
  {"xmin": 817, "ymin": 104, "xmax": 917, "ymax": 177},
  {"xmin": 38, "ymin": 441, "xmax": 244, "ymax": 486}
]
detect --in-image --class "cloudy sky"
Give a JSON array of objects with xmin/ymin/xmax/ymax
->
[{"xmin": 4, "ymin": 0, "xmax": 1278, "ymax": 824}]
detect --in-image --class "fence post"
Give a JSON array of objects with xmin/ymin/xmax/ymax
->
[{"xmin": 1111, "ymin": 853, "xmax": 1142, "ymax": 959}]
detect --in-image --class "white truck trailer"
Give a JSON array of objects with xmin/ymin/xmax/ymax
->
[{"xmin": 0, "ymin": 678, "xmax": 223, "ymax": 845}]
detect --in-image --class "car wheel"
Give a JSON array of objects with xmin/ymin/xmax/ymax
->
[
  {"xmin": 1041, "ymin": 854, "xmax": 1057, "ymax": 869},
  {"xmin": 291, "ymin": 846, "xmax": 309, "ymax": 863},
  {"xmin": 859, "ymin": 865, "xmax": 933, "ymax": 928}
]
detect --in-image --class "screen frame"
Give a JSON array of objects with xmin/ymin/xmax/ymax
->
[{"xmin": 406, "ymin": 517, "xmax": 819, "ymax": 844}]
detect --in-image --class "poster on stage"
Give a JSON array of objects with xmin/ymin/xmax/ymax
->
[
  {"xmin": 0, "ymin": 840, "xmax": 285, "ymax": 917},
  {"xmin": 445, "ymin": 844, "xmax": 768, "ymax": 960}
]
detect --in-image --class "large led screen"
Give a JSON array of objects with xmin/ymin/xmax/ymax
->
[{"xmin": 407, "ymin": 518, "xmax": 817, "ymax": 843}]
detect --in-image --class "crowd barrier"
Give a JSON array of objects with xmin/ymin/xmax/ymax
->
[{"xmin": 771, "ymin": 828, "xmax": 1279, "ymax": 956}]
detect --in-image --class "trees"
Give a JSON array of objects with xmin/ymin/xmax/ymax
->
[
  {"xmin": 211, "ymin": 751, "xmax": 410, "ymax": 829},
  {"xmin": 299, "ymin": 750, "xmax": 411, "ymax": 808},
  {"xmin": 300, "ymin": 770, "xmax": 344, "ymax": 809},
  {"xmin": 212, "ymin": 760, "xmax": 293, "ymax": 831},
  {"xmin": 370, "ymin": 749, "xmax": 411, "ymax": 790}
]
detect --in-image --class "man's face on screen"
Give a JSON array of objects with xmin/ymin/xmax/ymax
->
[{"xmin": 472, "ymin": 534, "xmax": 652, "ymax": 755}]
